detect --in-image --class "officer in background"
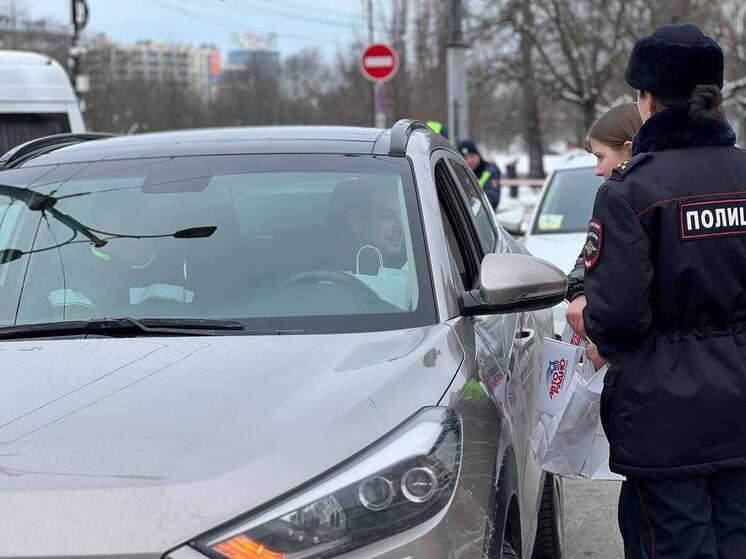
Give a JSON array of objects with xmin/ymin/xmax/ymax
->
[
  {"xmin": 426, "ymin": 120, "xmax": 448, "ymax": 139},
  {"xmin": 457, "ymin": 139, "xmax": 501, "ymax": 210},
  {"xmin": 582, "ymin": 24, "xmax": 746, "ymax": 558}
]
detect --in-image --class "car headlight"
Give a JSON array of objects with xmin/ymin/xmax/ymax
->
[{"xmin": 193, "ymin": 407, "xmax": 462, "ymax": 559}]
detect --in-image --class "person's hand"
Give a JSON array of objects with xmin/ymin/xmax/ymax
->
[
  {"xmin": 586, "ymin": 343, "xmax": 607, "ymax": 370},
  {"xmin": 565, "ymin": 294, "xmax": 587, "ymax": 340}
]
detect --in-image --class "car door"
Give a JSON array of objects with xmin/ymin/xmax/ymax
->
[{"xmin": 441, "ymin": 154, "xmax": 544, "ymax": 547}]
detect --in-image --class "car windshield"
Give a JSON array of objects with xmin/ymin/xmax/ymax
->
[
  {"xmin": 0, "ymin": 154, "xmax": 436, "ymax": 334},
  {"xmin": 532, "ymin": 167, "xmax": 603, "ymax": 234}
]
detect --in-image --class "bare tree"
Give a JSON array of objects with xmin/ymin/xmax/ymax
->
[
  {"xmin": 213, "ymin": 54, "xmax": 281, "ymax": 126},
  {"xmin": 710, "ymin": 0, "xmax": 746, "ymax": 138},
  {"xmin": 316, "ymin": 45, "xmax": 375, "ymax": 127},
  {"xmin": 471, "ymin": 0, "xmax": 546, "ymax": 175},
  {"xmin": 526, "ymin": 0, "xmax": 637, "ymax": 141},
  {"xmin": 279, "ymin": 49, "xmax": 331, "ymax": 124},
  {"xmin": 84, "ymin": 77, "xmax": 207, "ymax": 134},
  {"xmin": 516, "ymin": 0, "xmax": 544, "ymax": 176},
  {"xmin": 384, "ymin": 0, "xmax": 411, "ymax": 120},
  {"xmin": 379, "ymin": 0, "xmax": 451, "ymax": 125}
]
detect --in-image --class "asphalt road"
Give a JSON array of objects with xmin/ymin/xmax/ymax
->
[{"xmin": 563, "ymin": 479, "xmax": 624, "ymax": 558}]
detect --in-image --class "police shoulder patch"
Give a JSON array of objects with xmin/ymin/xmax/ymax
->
[
  {"xmin": 583, "ymin": 219, "xmax": 603, "ymax": 270},
  {"xmin": 608, "ymin": 153, "xmax": 653, "ymax": 182}
]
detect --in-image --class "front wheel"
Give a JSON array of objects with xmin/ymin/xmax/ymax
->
[
  {"xmin": 502, "ymin": 540, "xmax": 519, "ymax": 559},
  {"xmin": 532, "ymin": 473, "xmax": 564, "ymax": 558}
]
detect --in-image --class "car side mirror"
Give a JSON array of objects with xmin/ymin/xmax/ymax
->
[{"xmin": 460, "ymin": 253, "xmax": 567, "ymax": 316}]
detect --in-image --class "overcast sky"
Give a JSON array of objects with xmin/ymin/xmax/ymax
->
[{"xmin": 16, "ymin": 0, "xmax": 391, "ymax": 60}]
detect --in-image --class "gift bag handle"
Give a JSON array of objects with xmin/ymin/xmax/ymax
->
[{"xmin": 355, "ymin": 244, "xmax": 383, "ymax": 275}]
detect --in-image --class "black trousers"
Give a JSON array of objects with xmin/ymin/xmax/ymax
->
[
  {"xmin": 619, "ymin": 480, "xmax": 648, "ymax": 559},
  {"xmin": 620, "ymin": 470, "xmax": 746, "ymax": 559}
]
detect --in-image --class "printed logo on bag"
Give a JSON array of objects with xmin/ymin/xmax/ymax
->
[
  {"xmin": 507, "ymin": 387, "xmax": 517, "ymax": 408},
  {"xmin": 583, "ymin": 219, "xmax": 603, "ymax": 269},
  {"xmin": 545, "ymin": 358, "xmax": 568, "ymax": 399},
  {"xmin": 680, "ymin": 196, "xmax": 746, "ymax": 240}
]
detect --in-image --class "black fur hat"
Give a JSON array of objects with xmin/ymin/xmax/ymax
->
[{"xmin": 625, "ymin": 23, "xmax": 723, "ymax": 98}]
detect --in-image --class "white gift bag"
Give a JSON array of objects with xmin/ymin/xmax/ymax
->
[
  {"xmin": 536, "ymin": 338, "xmax": 584, "ymax": 416},
  {"xmin": 349, "ymin": 245, "xmax": 410, "ymax": 310},
  {"xmin": 579, "ymin": 421, "xmax": 624, "ymax": 481},
  {"xmin": 561, "ymin": 322, "xmax": 588, "ymax": 349},
  {"xmin": 531, "ymin": 350, "xmax": 618, "ymax": 479}
]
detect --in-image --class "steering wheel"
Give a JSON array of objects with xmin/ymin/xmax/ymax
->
[{"xmin": 278, "ymin": 270, "xmax": 381, "ymax": 298}]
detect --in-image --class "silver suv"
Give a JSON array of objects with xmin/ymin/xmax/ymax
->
[{"xmin": 0, "ymin": 122, "xmax": 565, "ymax": 559}]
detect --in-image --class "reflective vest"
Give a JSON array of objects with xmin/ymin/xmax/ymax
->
[
  {"xmin": 426, "ymin": 120, "xmax": 443, "ymax": 134},
  {"xmin": 478, "ymin": 170, "xmax": 491, "ymax": 188}
]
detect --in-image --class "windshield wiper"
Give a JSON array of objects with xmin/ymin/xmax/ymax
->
[
  {"xmin": 0, "ymin": 184, "xmax": 218, "ymax": 265},
  {"xmin": 0, "ymin": 317, "xmax": 246, "ymax": 340},
  {"xmin": 0, "ymin": 184, "xmax": 107, "ymax": 246}
]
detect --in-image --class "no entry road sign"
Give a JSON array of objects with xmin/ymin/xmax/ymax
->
[{"xmin": 360, "ymin": 43, "xmax": 398, "ymax": 83}]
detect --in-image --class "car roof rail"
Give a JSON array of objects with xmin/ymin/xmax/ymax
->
[
  {"xmin": 0, "ymin": 132, "xmax": 117, "ymax": 169},
  {"xmin": 388, "ymin": 119, "xmax": 430, "ymax": 156}
]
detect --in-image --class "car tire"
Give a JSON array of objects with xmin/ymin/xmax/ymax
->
[
  {"xmin": 502, "ymin": 540, "xmax": 519, "ymax": 559},
  {"xmin": 532, "ymin": 473, "xmax": 563, "ymax": 558}
]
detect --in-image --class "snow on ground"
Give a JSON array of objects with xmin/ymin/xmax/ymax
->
[{"xmin": 482, "ymin": 147, "xmax": 589, "ymax": 178}]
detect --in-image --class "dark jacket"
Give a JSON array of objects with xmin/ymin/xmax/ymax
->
[
  {"xmin": 566, "ymin": 255, "xmax": 584, "ymax": 302},
  {"xmin": 582, "ymin": 106, "xmax": 746, "ymax": 479},
  {"xmin": 474, "ymin": 160, "xmax": 501, "ymax": 210}
]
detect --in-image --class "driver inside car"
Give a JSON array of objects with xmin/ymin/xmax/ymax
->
[
  {"xmin": 330, "ymin": 177, "xmax": 405, "ymax": 269},
  {"xmin": 328, "ymin": 177, "xmax": 411, "ymax": 309}
]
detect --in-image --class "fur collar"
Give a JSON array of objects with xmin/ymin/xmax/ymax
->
[{"xmin": 632, "ymin": 106, "xmax": 736, "ymax": 156}]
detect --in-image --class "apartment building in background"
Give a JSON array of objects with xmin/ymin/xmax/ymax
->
[
  {"xmin": 220, "ymin": 32, "xmax": 280, "ymax": 87},
  {"xmin": 82, "ymin": 34, "xmax": 220, "ymax": 101},
  {"xmin": 0, "ymin": 17, "xmax": 69, "ymax": 67}
]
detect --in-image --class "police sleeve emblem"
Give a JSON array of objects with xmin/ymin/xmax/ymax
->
[{"xmin": 583, "ymin": 219, "xmax": 603, "ymax": 270}]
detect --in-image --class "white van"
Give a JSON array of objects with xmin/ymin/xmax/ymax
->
[{"xmin": 0, "ymin": 50, "xmax": 85, "ymax": 154}]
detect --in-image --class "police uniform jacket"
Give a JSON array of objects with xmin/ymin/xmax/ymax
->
[
  {"xmin": 582, "ymin": 106, "xmax": 746, "ymax": 479},
  {"xmin": 473, "ymin": 160, "xmax": 501, "ymax": 210}
]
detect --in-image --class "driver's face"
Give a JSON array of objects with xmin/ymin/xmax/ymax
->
[{"xmin": 360, "ymin": 189, "xmax": 404, "ymax": 257}]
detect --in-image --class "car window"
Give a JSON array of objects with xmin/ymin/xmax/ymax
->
[
  {"xmin": 533, "ymin": 167, "xmax": 603, "ymax": 234},
  {"xmin": 434, "ymin": 160, "xmax": 480, "ymax": 290},
  {"xmin": 0, "ymin": 113, "xmax": 71, "ymax": 154},
  {"xmin": 0, "ymin": 154, "xmax": 436, "ymax": 334},
  {"xmin": 0, "ymin": 200, "xmax": 26, "ymax": 288},
  {"xmin": 447, "ymin": 159, "xmax": 497, "ymax": 253},
  {"xmin": 439, "ymin": 198, "xmax": 467, "ymax": 293}
]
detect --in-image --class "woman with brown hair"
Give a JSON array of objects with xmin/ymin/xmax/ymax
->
[
  {"xmin": 566, "ymin": 102, "xmax": 643, "ymax": 340},
  {"xmin": 566, "ymin": 102, "xmax": 646, "ymax": 558},
  {"xmin": 585, "ymin": 102, "xmax": 643, "ymax": 182}
]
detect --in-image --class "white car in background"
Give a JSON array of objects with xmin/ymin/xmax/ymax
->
[
  {"xmin": 0, "ymin": 50, "xmax": 86, "ymax": 154},
  {"xmin": 521, "ymin": 153, "xmax": 603, "ymax": 335}
]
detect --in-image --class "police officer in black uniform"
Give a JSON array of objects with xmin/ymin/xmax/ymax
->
[
  {"xmin": 457, "ymin": 139, "xmax": 501, "ymax": 210},
  {"xmin": 581, "ymin": 23, "xmax": 746, "ymax": 558}
]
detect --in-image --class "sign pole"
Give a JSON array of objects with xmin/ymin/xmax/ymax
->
[
  {"xmin": 367, "ymin": 0, "xmax": 376, "ymax": 127},
  {"xmin": 376, "ymin": 82, "xmax": 386, "ymax": 128},
  {"xmin": 447, "ymin": 0, "xmax": 469, "ymax": 143}
]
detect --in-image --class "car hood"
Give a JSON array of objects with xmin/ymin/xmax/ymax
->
[
  {"xmin": 0, "ymin": 326, "xmax": 464, "ymax": 558},
  {"xmin": 522, "ymin": 232, "xmax": 586, "ymax": 273}
]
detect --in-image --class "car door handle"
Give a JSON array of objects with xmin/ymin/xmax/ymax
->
[{"xmin": 515, "ymin": 328, "xmax": 535, "ymax": 348}]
